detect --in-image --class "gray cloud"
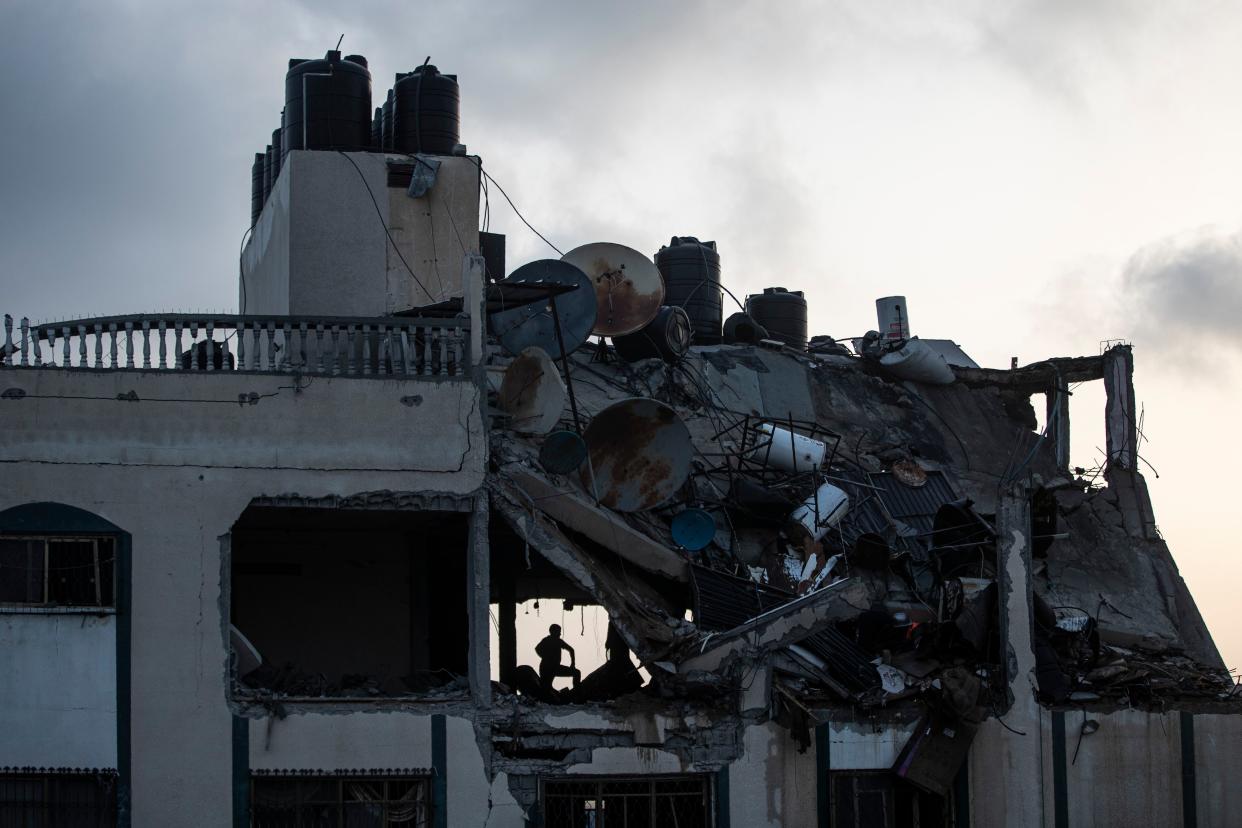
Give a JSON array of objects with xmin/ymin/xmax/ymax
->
[
  {"xmin": 0, "ymin": 0, "xmax": 1232, "ymax": 337},
  {"xmin": 1122, "ymin": 228, "xmax": 1242, "ymax": 358}
]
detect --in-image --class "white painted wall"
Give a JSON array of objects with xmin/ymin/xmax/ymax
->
[
  {"xmin": 1195, "ymin": 713, "xmax": 1242, "ymax": 828},
  {"xmin": 0, "ymin": 363, "xmax": 484, "ymax": 827},
  {"xmin": 729, "ymin": 722, "xmax": 818, "ymax": 828},
  {"xmin": 242, "ymin": 151, "xmax": 480, "ymax": 318},
  {"xmin": 0, "ymin": 612, "xmax": 116, "ymax": 769}
]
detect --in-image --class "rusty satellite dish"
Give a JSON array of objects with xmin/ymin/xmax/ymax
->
[
  {"xmin": 561, "ymin": 242, "xmax": 665, "ymax": 337},
  {"xmin": 488, "ymin": 259, "xmax": 596, "ymax": 357},
  {"xmin": 498, "ymin": 346, "xmax": 566, "ymax": 435},
  {"xmin": 891, "ymin": 458, "xmax": 928, "ymax": 488},
  {"xmin": 581, "ymin": 398, "xmax": 692, "ymax": 512}
]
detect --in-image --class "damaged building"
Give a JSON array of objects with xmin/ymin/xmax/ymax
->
[{"xmin": 1, "ymin": 51, "xmax": 1239, "ymax": 828}]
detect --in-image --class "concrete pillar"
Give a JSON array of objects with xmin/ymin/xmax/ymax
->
[
  {"xmin": 1102, "ymin": 345, "xmax": 1158, "ymax": 538},
  {"xmin": 1103, "ymin": 345, "xmax": 1136, "ymax": 471},
  {"xmin": 992, "ymin": 486, "xmax": 1045, "ymax": 827},
  {"xmin": 463, "ymin": 253, "xmax": 486, "ymax": 368},
  {"xmin": 468, "ymin": 493, "xmax": 491, "ymax": 706},
  {"xmin": 498, "ymin": 585, "xmax": 517, "ymax": 687},
  {"xmin": 1045, "ymin": 381, "xmax": 1071, "ymax": 471}
]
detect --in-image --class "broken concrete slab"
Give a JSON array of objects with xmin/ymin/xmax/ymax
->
[{"xmin": 506, "ymin": 466, "xmax": 690, "ymax": 583}]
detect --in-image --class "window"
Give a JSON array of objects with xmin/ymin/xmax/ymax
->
[
  {"xmin": 542, "ymin": 776, "xmax": 711, "ymax": 828},
  {"xmin": 0, "ymin": 772, "xmax": 118, "ymax": 826},
  {"xmin": 251, "ymin": 775, "xmax": 430, "ymax": 827},
  {"xmin": 0, "ymin": 536, "xmax": 115, "ymax": 608},
  {"xmin": 829, "ymin": 772, "xmax": 947, "ymax": 828},
  {"xmin": 230, "ymin": 507, "xmax": 470, "ymax": 699}
]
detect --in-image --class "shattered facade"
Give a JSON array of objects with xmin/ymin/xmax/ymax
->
[{"xmin": 2, "ymin": 142, "xmax": 1240, "ymax": 828}]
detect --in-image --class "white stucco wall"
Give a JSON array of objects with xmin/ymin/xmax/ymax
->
[
  {"xmin": 1195, "ymin": 713, "xmax": 1242, "ymax": 828},
  {"xmin": 1062, "ymin": 708, "xmax": 1182, "ymax": 827},
  {"xmin": 0, "ymin": 612, "xmax": 117, "ymax": 768},
  {"xmin": 242, "ymin": 150, "xmax": 480, "ymax": 318},
  {"xmin": 728, "ymin": 722, "xmax": 818, "ymax": 828},
  {"xmin": 0, "ymin": 364, "xmax": 484, "ymax": 827}
]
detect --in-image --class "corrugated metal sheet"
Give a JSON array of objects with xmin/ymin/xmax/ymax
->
[
  {"xmin": 866, "ymin": 470, "xmax": 958, "ymax": 536},
  {"xmin": 690, "ymin": 565, "xmax": 879, "ymax": 693},
  {"xmin": 799, "ymin": 628, "xmax": 881, "ymax": 692},
  {"xmin": 690, "ymin": 565, "xmax": 792, "ymax": 632},
  {"xmin": 828, "ymin": 469, "xmax": 960, "ymax": 552}
]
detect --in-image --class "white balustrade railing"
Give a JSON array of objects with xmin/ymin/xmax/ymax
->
[{"xmin": 1, "ymin": 313, "xmax": 470, "ymax": 378}]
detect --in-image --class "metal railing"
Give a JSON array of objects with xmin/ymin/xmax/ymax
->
[{"xmin": 2, "ymin": 313, "xmax": 470, "ymax": 378}]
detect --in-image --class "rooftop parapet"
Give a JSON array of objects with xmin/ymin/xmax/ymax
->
[{"xmin": 2, "ymin": 312, "xmax": 471, "ymax": 379}]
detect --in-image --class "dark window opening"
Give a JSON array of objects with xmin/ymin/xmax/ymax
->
[
  {"xmin": 829, "ymin": 771, "xmax": 948, "ymax": 828},
  {"xmin": 251, "ymin": 775, "xmax": 430, "ymax": 827},
  {"xmin": 489, "ymin": 519, "xmax": 647, "ymax": 705},
  {"xmin": 0, "ymin": 772, "xmax": 118, "ymax": 826},
  {"xmin": 0, "ymin": 537, "xmax": 115, "ymax": 608},
  {"xmin": 230, "ymin": 506, "xmax": 469, "ymax": 699},
  {"xmin": 542, "ymin": 775, "xmax": 711, "ymax": 828}
]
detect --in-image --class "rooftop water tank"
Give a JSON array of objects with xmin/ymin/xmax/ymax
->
[
  {"xmin": 612, "ymin": 306, "xmax": 692, "ymax": 363},
  {"xmin": 262, "ymin": 144, "xmax": 273, "ymax": 204},
  {"xmin": 371, "ymin": 106, "xmax": 382, "ymax": 149},
  {"xmin": 250, "ymin": 153, "xmax": 264, "ymax": 226},
  {"xmin": 270, "ymin": 127, "xmax": 282, "ymax": 185},
  {"xmin": 283, "ymin": 51, "xmax": 372, "ymax": 158},
  {"xmin": 746, "ymin": 287, "xmax": 807, "ymax": 349},
  {"xmin": 876, "ymin": 295, "xmax": 910, "ymax": 341},
  {"xmin": 655, "ymin": 236, "xmax": 723, "ymax": 344},
  {"xmin": 393, "ymin": 64, "xmax": 460, "ymax": 155},
  {"xmin": 381, "ymin": 89, "xmax": 394, "ymax": 150}
]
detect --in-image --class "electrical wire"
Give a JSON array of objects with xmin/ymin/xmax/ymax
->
[
  {"xmin": 472, "ymin": 158, "xmax": 564, "ymax": 257},
  {"xmin": 335, "ymin": 150, "xmax": 433, "ymax": 298}
]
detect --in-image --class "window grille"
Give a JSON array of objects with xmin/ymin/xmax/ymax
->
[
  {"xmin": 251, "ymin": 775, "xmax": 431, "ymax": 827},
  {"xmin": 0, "ymin": 772, "xmax": 118, "ymax": 826},
  {"xmin": 0, "ymin": 537, "xmax": 115, "ymax": 608},
  {"xmin": 541, "ymin": 775, "xmax": 711, "ymax": 828}
]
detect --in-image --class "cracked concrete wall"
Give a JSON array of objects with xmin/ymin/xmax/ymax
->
[
  {"xmin": 729, "ymin": 722, "xmax": 818, "ymax": 827},
  {"xmin": 0, "ymin": 369, "xmax": 484, "ymax": 826}
]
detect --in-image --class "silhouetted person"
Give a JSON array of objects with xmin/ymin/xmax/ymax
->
[{"xmin": 536, "ymin": 624, "xmax": 580, "ymax": 692}]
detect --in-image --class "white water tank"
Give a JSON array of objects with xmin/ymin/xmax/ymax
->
[
  {"xmin": 789, "ymin": 482, "xmax": 850, "ymax": 541},
  {"xmin": 750, "ymin": 423, "xmax": 827, "ymax": 472},
  {"xmin": 876, "ymin": 296, "xmax": 910, "ymax": 341}
]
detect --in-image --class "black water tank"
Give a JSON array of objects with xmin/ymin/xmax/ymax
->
[
  {"xmin": 393, "ymin": 64, "xmax": 460, "ymax": 155},
  {"xmin": 746, "ymin": 287, "xmax": 807, "ymax": 349},
  {"xmin": 381, "ymin": 89, "xmax": 394, "ymax": 150},
  {"xmin": 250, "ymin": 153, "xmax": 264, "ymax": 226},
  {"xmin": 270, "ymin": 127, "xmax": 282, "ymax": 186},
  {"xmin": 723, "ymin": 311, "xmax": 767, "ymax": 345},
  {"xmin": 371, "ymin": 107, "xmax": 382, "ymax": 149},
  {"xmin": 262, "ymin": 144, "xmax": 273, "ymax": 203},
  {"xmin": 655, "ymin": 237, "xmax": 723, "ymax": 344},
  {"xmin": 612, "ymin": 306, "xmax": 692, "ymax": 363},
  {"xmin": 283, "ymin": 51, "xmax": 372, "ymax": 158}
]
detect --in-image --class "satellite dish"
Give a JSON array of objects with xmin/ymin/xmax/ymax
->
[
  {"xmin": 891, "ymin": 458, "xmax": 928, "ymax": 488},
  {"xmin": 671, "ymin": 508, "xmax": 716, "ymax": 551},
  {"xmin": 540, "ymin": 430, "xmax": 588, "ymax": 475},
  {"xmin": 561, "ymin": 242, "xmax": 665, "ymax": 336},
  {"xmin": 489, "ymin": 259, "xmax": 596, "ymax": 357},
  {"xmin": 581, "ymin": 398, "xmax": 692, "ymax": 512},
  {"xmin": 498, "ymin": 346, "xmax": 566, "ymax": 435}
]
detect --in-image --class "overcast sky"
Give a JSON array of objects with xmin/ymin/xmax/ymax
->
[{"xmin": 3, "ymin": 0, "xmax": 1239, "ymax": 672}]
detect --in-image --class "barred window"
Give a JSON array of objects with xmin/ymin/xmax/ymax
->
[
  {"xmin": 251, "ymin": 775, "xmax": 431, "ymax": 827},
  {"xmin": 829, "ymin": 771, "xmax": 948, "ymax": 828},
  {"xmin": 0, "ymin": 537, "xmax": 115, "ymax": 608},
  {"xmin": 0, "ymin": 772, "xmax": 118, "ymax": 826},
  {"xmin": 542, "ymin": 775, "xmax": 711, "ymax": 828}
]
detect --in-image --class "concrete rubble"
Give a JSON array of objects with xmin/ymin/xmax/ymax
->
[{"xmin": 479, "ymin": 331, "xmax": 1236, "ymax": 802}]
